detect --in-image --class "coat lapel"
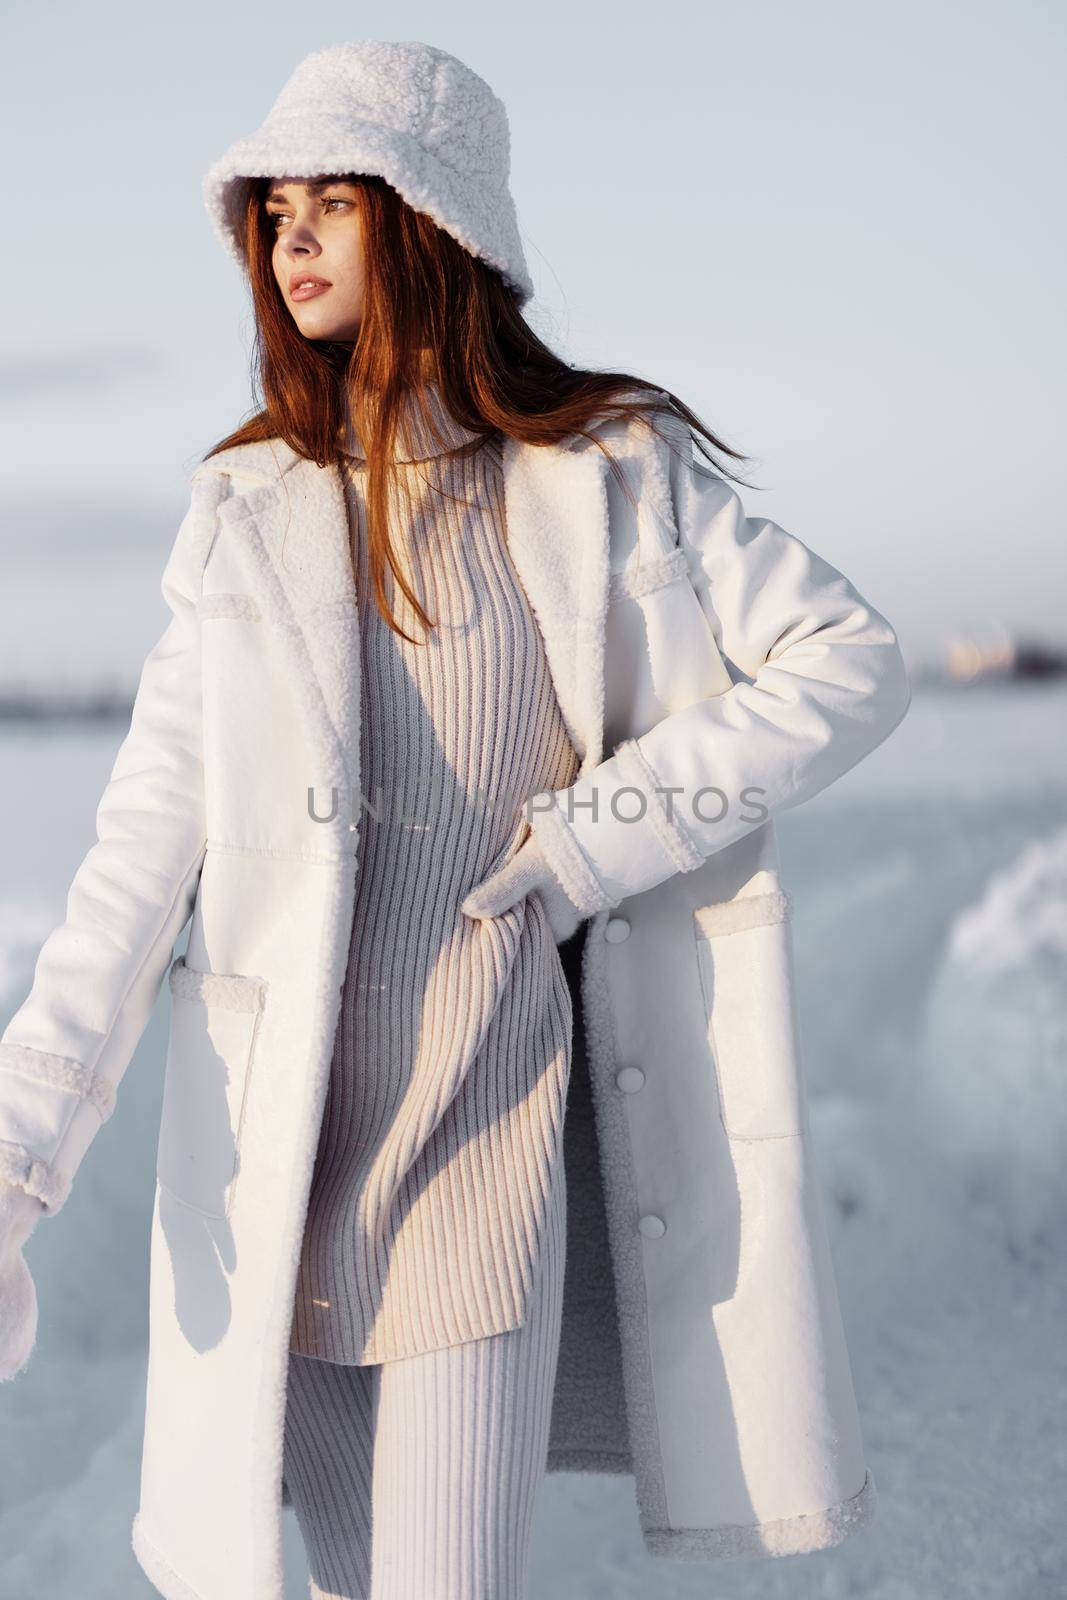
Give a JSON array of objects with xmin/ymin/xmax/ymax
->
[
  {"xmin": 205, "ymin": 444, "xmax": 362, "ymax": 850},
  {"xmin": 500, "ymin": 433, "xmax": 612, "ymax": 774},
  {"xmin": 200, "ymin": 427, "xmax": 614, "ymax": 833}
]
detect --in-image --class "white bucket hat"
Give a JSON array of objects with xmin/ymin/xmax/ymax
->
[{"xmin": 202, "ymin": 39, "xmax": 534, "ymax": 306}]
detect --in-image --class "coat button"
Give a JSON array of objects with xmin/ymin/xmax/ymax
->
[
  {"xmin": 638, "ymin": 1213, "xmax": 666, "ymax": 1238},
  {"xmin": 604, "ymin": 916, "xmax": 631, "ymax": 943},
  {"xmin": 615, "ymin": 1067, "xmax": 645, "ymax": 1093}
]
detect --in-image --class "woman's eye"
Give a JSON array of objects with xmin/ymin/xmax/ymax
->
[{"xmin": 268, "ymin": 197, "xmax": 351, "ymax": 229}]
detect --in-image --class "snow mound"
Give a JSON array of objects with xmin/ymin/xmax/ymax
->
[{"xmin": 916, "ymin": 826, "xmax": 1067, "ymax": 1255}]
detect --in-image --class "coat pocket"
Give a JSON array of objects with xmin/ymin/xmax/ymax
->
[
  {"xmin": 692, "ymin": 890, "xmax": 805, "ymax": 1140},
  {"xmin": 156, "ymin": 956, "xmax": 268, "ymax": 1218},
  {"xmin": 196, "ymin": 591, "xmax": 262, "ymax": 622}
]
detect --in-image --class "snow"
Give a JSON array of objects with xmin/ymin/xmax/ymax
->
[{"xmin": 1, "ymin": 683, "xmax": 1066, "ymax": 1596}]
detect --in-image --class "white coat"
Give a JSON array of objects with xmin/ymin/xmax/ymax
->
[{"xmin": 0, "ymin": 394, "xmax": 910, "ymax": 1598}]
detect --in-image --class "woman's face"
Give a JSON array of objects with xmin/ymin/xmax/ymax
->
[{"xmin": 265, "ymin": 175, "xmax": 366, "ymax": 342}]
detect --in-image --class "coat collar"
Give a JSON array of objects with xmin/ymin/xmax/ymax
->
[{"xmin": 192, "ymin": 396, "xmax": 670, "ymax": 831}]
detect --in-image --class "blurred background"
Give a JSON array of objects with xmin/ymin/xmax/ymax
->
[{"xmin": 1, "ymin": 3, "xmax": 1065, "ymax": 1596}]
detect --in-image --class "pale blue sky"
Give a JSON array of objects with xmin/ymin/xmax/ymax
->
[{"xmin": 2, "ymin": 1, "xmax": 1064, "ymax": 674}]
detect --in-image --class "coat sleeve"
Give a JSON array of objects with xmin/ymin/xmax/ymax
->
[
  {"xmin": 529, "ymin": 422, "xmax": 912, "ymax": 912},
  {"xmin": 0, "ymin": 476, "xmax": 219, "ymax": 1216}
]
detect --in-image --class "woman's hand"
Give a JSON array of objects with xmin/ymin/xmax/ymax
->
[
  {"xmin": 461, "ymin": 833, "xmax": 586, "ymax": 945},
  {"xmin": 0, "ymin": 1180, "xmax": 45, "ymax": 1383}
]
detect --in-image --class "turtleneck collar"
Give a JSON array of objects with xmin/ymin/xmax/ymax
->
[{"xmin": 341, "ymin": 380, "xmax": 484, "ymax": 464}]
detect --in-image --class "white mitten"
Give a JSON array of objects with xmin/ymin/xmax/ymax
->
[
  {"xmin": 461, "ymin": 832, "xmax": 585, "ymax": 945},
  {"xmin": 0, "ymin": 1181, "xmax": 45, "ymax": 1383}
]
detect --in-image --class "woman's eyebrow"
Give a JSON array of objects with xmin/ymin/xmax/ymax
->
[{"xmin": 265, "ymin": 178, "xmax": 354, "ymax": 204}]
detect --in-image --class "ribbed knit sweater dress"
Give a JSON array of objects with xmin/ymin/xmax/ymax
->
[{"xmin": 288, "ymin": 384, "xmax": 580, "ymax": 1366}]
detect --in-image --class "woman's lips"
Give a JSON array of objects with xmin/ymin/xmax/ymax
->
[{"xmin": 291, "ymin": 279, "xmax": 332, "ymax": 301}]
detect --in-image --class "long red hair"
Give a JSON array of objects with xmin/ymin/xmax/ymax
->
[{"xmin": 205, "ymin": 173, "xmax": 754, "ymax": 642}]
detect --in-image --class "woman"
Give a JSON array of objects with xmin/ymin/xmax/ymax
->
[{"xmin": 0, "ymin": 39, "xmax": 910, "ymax": 1600}]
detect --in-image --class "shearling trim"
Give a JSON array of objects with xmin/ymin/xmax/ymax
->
[
  {"xmin": 131, "ymin": 1514, "xmax": 206, "ymax": 1600},
  {"xmin": 694, "ymin": 889, "xmax": 794, "ymax": 938},
  {"xmin": 612, "ymin": 736, "xmax": 705, "ymax": 874},
  {"xmin": 196, "ymin": 591, "xmax": 262, "ymax": 623},
  {"xmin": 0, "ymin": 1140, "xmax": 71, "ymax": 1215},
  {"xmin": 215, "ymin": 486, "xmax": 360, "ymax": 859},
  {"xmin": 530, "ymin": 797, "xmax": 618, "ymax": 916},
  {"xmin": 579, "ymin": 913, "xmax": 672, "ymax": 1533},
  {"xmin": 639, "ymin": 399, "xmax": 688, "ymax": 524},
  {"xmin": 612, "ymin": 545, "xmax": 690, "ymax": 601},
  {"xmin": 581, "ymin": 454, "xmax": 612, "ymax": 773},
  {"xmin": 191, "ymin": 437, "xmax": 303, "ymax": 490},
  {"xmin": 0, "ymin": 1041, "xmax": 117, "ymax": 1121},
  {"xmin": 169, "ymin": 956, "xmax": 267, "ymax": 1012},
  {"xmin": 641, "ymin": 1468, "xmax": 877, "ymax": 1562},
  {"xmin": 500, "ymin": 436, "xmax": 613, "ymax": 775}
]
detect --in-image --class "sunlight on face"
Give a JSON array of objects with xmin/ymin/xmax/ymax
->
[{"xmin": 266, "ymin": 175, "xmax": 366, "ymax": 342}]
